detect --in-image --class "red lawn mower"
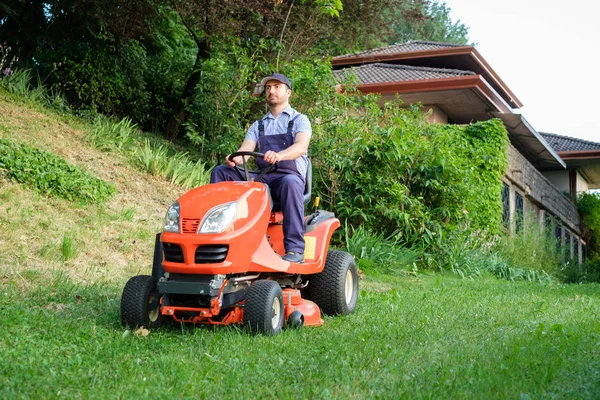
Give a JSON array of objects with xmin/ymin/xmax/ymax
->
[{"xmin": 120, "ymin": 152, "xmax": 358, "ymax": 335}]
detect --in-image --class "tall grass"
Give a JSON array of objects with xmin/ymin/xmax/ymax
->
[
  {"xmin": 60, "ymin": 235, "xmax": 79, "ymax": 261},
  {"xmin": 431, "ymin": 215, "xmax": 567, "ymax": 282},
  {"xmin": 344, "ymin": 222, "xmax": 421, "ymax": 275},
  {"xmin": 136, "ymin": 139, "xmax": 211, "ymax": 189},
  {"xmin": 1, "ymin": 68, "xmax": 210, "ymax": 190},
  {"xmin": 0, "ymin": 68, "xmax": 68, "ymax": 112},
  {"xmin": 89, "ymin": 116, "xmax": 138, "ymax": 151}
]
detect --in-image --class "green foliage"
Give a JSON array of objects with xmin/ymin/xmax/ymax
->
[
  {"xmin": 136, "ymin": 139, "xmax": 211, "ymax": 189},
  {"xmin": 0, "ymin": 68, "xmax": 69, "ymax": 112},
  {"xmin": 385, "ymin": 0, "xmax": 470, "ymax": 45},
  {"xmin": 0, "ymin": 138, "xmax": 116, "ymax": 204},
  {"xmin": 308, "ymin": 0, "xmax": 343, "ymax": 17},
  {"xmin": 344, "ymin": 221, "xmax": 421, "ymax": 275},
  {"xmin": 185, "ymin": 37, "xmax": 272, "ymax": 163},
  {"xmin": 89, "ymin": 116, "xmax": 139, "ymax": 151},
  {"xmin": 60, "ymin": 235, "xmax": 79, "ymax": 262},
  {"xmin": 575, "ymin": 191, "xmax": 600, "ymax": 261},
  {"xmin": 432, "ymin": 221, "xmax": 559, "ymax": 282},
  {"xmin": 292, "ymin": 62, "xmax": 508, "ymax": 251}
]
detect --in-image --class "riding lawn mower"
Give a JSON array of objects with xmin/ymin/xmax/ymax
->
[{"xmin": 120, "ymin": 152, "xmax": 358, "ymax": 335}]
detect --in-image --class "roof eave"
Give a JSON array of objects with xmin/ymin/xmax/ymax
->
[
  {"xmin": 332, "ymin": 46, "xmax": 476, "ymax": 66},
  {"xmin": 558, "ymin": 150, "xmax": 600, "ymax": 160},
  {"xmin": 491, "ymin": 112, "xmax": 567, "ymax": 169},
  {"xmin": 356, "ymin": 75, "xmax": 513, "ymax": 114}
]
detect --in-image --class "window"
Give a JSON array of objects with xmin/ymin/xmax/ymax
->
[
  {"xmin": 515, "ymin": 192, "xmax": 524, "ymax": 233},
  {"xmin": 502, "ymin": 183, "xmax": 510, "ymax": 228},
  {"xmin": 554, "ymin": 223, "xmax": 562, "ymax": 246},
  {"xmin": 564, "ymin": 231, "xmax": 572, "ymax": 262},
  {"xmin": 573, "ymin": 238, "xmax": 579, "ymax": 262},
  {"xmin": 544, "ymin": 212, "xmax": 553, "ymax": 236}
]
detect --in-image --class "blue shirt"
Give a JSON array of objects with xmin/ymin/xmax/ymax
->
[{"xmin": 245, "ymin": 105, "xmax": 312, "ymax": 178}]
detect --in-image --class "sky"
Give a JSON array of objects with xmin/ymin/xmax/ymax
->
[{"xmin": 445, "ymin": 0, "xmax": 600, "ymax": 143}]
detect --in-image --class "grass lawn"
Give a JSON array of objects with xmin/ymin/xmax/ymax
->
[
  {"xmin": 1, "ymin": 270, "xmax": 599, "ymax": 399},
  {"xmin": 1, "ymin": 89, "xmax": 599, "ymax": 399}
]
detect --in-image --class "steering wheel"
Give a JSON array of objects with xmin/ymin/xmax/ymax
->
[{"xmin": 228, "ymin": 151, "xmax": 279, "ymax": 182}]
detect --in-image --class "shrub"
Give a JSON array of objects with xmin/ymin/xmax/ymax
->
[
  {"xmin": 576, "ymin": 192, "xmax": 600, "ymax": 261},
  {"xmin": 0, "ymin": 138, "xmax": 116, "ymax": 204},
  {"xmin": 290, "ymin": 61, "xmax": 508, "ymax": 252}
]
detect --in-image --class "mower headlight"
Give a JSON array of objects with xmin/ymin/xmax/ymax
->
[
  {"xmin": 164, "ymin": 201, "xmax": 180, "ymax": 233},
  {"xmin": 199, "ymin": 202, "xmax": 237, "ymax": 234}
]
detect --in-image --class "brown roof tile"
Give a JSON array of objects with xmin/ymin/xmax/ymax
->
[
  {"xmin": 333, "ymin": 63, "xmax": 475, "ymax": 85},
  {"xmin": 540, "ymin": 132, "xmax": 600, "ymax": 152},
  {"xmin": 333, "ymin": 40, "xmax": 465, "ymax": 60}
]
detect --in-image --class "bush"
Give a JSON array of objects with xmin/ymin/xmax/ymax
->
[
  {"xmin": 288, "ymin": 61, "xmax": 508, "ymax": 252},
  {"xmin": 576, "ymin": 192, "xmax": 600, "ymax": 261},
  {"xmin": 0, "ymin": 138, "xmax": 116, "ymax": 204}
]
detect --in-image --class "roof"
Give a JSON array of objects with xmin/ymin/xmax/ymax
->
[
  {"xmin": 334, "ymin": 41, "xmax": 464, "ymax": 59},
  {"xmin": 333, "ymin": 63, "xmax": 475, "ymax": 84},
  {"xmin": 539, "ymin": 132, "xmax": 600, "ymax": 152},
  {"xmin": 538, "ymin": 132, "xmax": 600, "ymax": 188},
  {"xmin": 490, "ymin": 113, "xmax": 566, "ymax": 169},
  {"xmin": 332, "ymin": 40, "xmax": 522, "ymax": 109}
]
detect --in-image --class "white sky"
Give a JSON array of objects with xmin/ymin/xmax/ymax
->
[{"xmin": 445, "ymin": 0, "xmax": 600, "ymax": 143}]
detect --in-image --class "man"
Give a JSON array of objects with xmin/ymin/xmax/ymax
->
[{"xmin": 210, "ymin": 73, "xmax": 311, "ymax": 263}]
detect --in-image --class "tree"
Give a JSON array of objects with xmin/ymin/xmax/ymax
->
[{"xmin": 385, "ymin": 0, "xmax": 470, "ymax": 45}]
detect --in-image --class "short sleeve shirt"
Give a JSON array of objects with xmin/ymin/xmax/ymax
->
[{"xmin": 245, "ymin": 105, "xmax": 312, "ymax": 178}]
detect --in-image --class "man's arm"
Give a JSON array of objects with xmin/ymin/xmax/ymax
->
[
  {"xmin": 263, "ymin": 131, "xmax": 310, "ymax": 164},
  {"xmin": 226, "ymin": 138, "xmax": 257, "ymax": 167}
]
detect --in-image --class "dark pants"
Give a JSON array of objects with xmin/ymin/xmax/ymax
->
[{"xmin": 210, "ymin": 165, "xmax": 305, "ymax": 254}]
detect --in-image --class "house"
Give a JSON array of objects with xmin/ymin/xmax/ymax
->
[{"xmin": 332, "ymin": 40, "xmax": 600, "ymax": 263}]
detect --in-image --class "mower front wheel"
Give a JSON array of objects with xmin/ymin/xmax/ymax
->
[
  {"xmin": 244, "ymin": 280, "xmax": 284, "ymax": 335},
  {"xmin": 121, "ymin": 275, "xmax": 164, "ymax": 329},
  {"xmin": 303, "ymin": 250, "xmax": 358, "ymax": 315}
]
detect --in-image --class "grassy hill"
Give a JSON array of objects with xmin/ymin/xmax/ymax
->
[
  {"xmin": 0, "ymin": 91, "xmax": 185, "ymax": 284},
  {"xmin": 1, "ymin": 90, "xmax": 599, "ymax": 399}
]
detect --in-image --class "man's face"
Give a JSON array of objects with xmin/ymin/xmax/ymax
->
[{"xmin": 265, "ymin": 80, "xmax": 291, "ymax": 107}]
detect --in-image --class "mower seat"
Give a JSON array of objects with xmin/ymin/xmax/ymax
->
[{"xmin": 271, "ymin": 158, "xmax": 312, "ymax": 212}]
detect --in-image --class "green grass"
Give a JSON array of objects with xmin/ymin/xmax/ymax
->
[
  {"xmin": 2, "ymin": 71, "xmax": 600, "ymax": 399},
  {"xmin": 1, "ymin": 272, "xmax": 598, "ymax": 399}
]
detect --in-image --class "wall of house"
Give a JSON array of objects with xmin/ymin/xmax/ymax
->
[
  {"xmin": 576, "ymin": 171, "xmax": 589, "ymax": 192},
  {"xmin": 541, "ymin": 170, "xmax": 569, "ymax": 194},
  {"xmin": 422, "ymin": 106, "xmax": 448, "ymax": 124},
  {"xmin": 506, "ymin": 144, "xmax": 582, "ymax": 234}
]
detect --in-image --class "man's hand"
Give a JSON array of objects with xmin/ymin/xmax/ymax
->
[
  {"xmin": 264, "ymin": 150, "xmax": 281, "ymax": 164},
  {"xmin": 225, "ymin": 154, "xmax": 242, "ymax": 168}
]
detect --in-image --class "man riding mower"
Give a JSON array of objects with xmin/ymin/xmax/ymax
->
[{"xmin": 120, "ymin": 151, "xmax": 359, "ymax": 335}]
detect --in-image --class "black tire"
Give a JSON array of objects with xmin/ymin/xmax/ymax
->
[
  {"xmin": 303, "ymin": 250, "xmax": 358, "ymax": 315},
  {"xmin": 243, "ymin": 280, "xmax": 284, "ymax": 335},
  {"xmin": 121, "ymin": 275, "xmax": 164, "ymax": 329}
]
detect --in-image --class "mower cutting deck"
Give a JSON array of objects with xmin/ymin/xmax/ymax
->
[{"xmin": 120, "ymin": 152, "xmax": 358, "ymax": 335}]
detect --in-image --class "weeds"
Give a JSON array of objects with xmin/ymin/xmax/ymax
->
[
  {"xmin": 0, "ymin": 138, "xmax": 116, "ymax": 204},
  {"xmin": 60, "ymin": 235, "xmax": 79, "ymax": 261},
  {"xmin": 89, "ymin": 116, "xmax": 138, "ymax": 151},
  {"xmin": 136, "ymin": 139, "xmax": 210, "ymax": 189},
  {"xmin": 344, "ymin": 222, "xmax": 421, "ymax": 275}
]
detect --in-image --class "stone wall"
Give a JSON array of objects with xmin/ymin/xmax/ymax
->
[{"xmin": 505, "ymin": 144, "xmax": 582, "ymax": 234}]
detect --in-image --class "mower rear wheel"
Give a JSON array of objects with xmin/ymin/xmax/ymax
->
[
  {"xmin": 121, "ymin": 275, "xmax": 163, "ymax": 329},
  {"xmin": 243, "ymin": 280, "xmax": 284, "ymax": 335},
  {"xmin": 303, "ymin": 250, "xmax": 358, "ymax": 315}
]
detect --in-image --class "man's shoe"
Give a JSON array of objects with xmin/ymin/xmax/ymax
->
[{"xmin": 282, "ymin": 251, "xmax": 304, "ymax": 263}]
